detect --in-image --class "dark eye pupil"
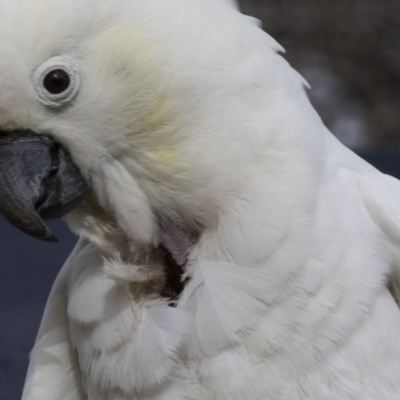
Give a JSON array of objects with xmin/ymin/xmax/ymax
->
[{"xmin": 43, "ymin": 69, "xmax": 70, "ymax": 94}]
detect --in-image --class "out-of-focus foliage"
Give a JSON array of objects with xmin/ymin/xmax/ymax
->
[{"xmin": 239, "ymin": 0, "xmax": 400, "ymax": 148}]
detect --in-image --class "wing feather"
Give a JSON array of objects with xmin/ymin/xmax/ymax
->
[{"xmin": 360, "ymin": 172, "xmax": 400, "ymax": 305}]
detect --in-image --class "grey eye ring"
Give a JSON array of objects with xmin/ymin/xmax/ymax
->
[{"xmin": 33, "ymin": 56, "xmax": 80, "ymax": 108}]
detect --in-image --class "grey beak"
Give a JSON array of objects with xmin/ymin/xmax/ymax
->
[{"xmin": 0, "ymin": 131, "xmax": 87, "ymax": 242}]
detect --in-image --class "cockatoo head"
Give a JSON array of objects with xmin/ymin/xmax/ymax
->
[{"xmin": 0, "ymin": 0, "xmax": 307, "ymax": 251}]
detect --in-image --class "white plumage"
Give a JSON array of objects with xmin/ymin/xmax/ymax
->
[{"xmin": 0, "ymin": 0, "xmax": 399, "ymax": 399}]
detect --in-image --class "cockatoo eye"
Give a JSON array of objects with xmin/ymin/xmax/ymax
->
[
  {"xmin": 33, "ymin": 56, "xmax": 80, "ymax": 108},
  {"xmin": 43, "ymin": 69, "xmax": 70, "ymax": 94}
]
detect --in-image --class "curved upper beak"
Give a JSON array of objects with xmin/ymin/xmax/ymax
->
[{"xmin": 0, "ymin": 130, "xmax": 87, "ymax": 242}]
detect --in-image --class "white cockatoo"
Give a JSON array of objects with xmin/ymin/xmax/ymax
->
[{"xmin": 0, "ymin": 0, "xmax": 400, "ymax": 399}]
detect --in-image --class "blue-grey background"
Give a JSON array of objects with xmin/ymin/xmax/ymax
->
[
  {"xmin": 2, "ymin": 1, "xmax": 400, "ymax": 399},
  {"xmin": 0, "ymin": 221, "xmax": 77, "ymax": 399}
]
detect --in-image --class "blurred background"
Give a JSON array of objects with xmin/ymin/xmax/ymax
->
[
  {"xmin": 2, "ymin": 1, "xmax": 400, "ymax": 399},
  {"xmin": 240, "ymin": 0, "xmax": 400, "ymax": 149}
]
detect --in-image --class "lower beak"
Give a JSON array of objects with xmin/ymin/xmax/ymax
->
[{"xmin": 0, "ymin": 130, "xmax": 87, "ymax": 242}]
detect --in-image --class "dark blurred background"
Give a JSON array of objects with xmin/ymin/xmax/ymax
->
[
  {"xmin": 240, "ymin": 0, "xmax": 400, "ymax": 148},
  {"xmin": 2, "ymin": 1, "xmax": 400, "ymax": 399},
  {"xmin": 0, "ymin": 221, "xmax": 76, "ymax": 399}
]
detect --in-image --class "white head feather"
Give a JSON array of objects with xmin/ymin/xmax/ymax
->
[{"xmin": 0, "ymin": 0, "xmax": 312, "ymax": 250}]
